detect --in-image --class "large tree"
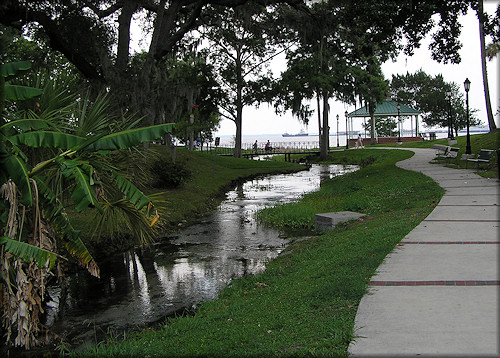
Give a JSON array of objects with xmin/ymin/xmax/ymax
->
[
  {"xmin": 0, "ymin": 0, "xmax": 306, "ymax": 129},
  {"xmin": 473, "ymin": 1, "xmax": 498, "ymax": 131},
  {"xmin": 272, "ymin": 0, "xmax": 472, "ymax": 152},
  {"xmin": 201, "ymin": 4, "xmax": 283, "ymax": 157},
  {"xmin": 390, "ymin": 70, "xmax": 480, "ymax": 135},
  {"xmin": 273, "ymin": 2, "xmax": 351, "ymax": 159}
]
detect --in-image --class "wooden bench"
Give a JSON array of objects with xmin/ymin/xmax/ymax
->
[
  {"xmin": 432, "ymin": 144, "xmax": 449, "ymax": 157},
  {"xmin": 464, "ymin": 149, "xmax": 495, "ymax": 169},
  {"xmin": 438, "ymin": 146, "xmax": 460, "ymax": 165}
]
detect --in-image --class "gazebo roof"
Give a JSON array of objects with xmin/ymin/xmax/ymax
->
[{"xmin": 348, "ymin": 99, "xmax": 421, "ymax": 117}]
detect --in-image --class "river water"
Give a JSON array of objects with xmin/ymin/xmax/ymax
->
[{"xmin": 43, "ymin": 163, "xmax": 357, "ymax": 346}]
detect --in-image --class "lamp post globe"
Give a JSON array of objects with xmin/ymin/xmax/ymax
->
[
  {"xmin": 464, "ymin": 78, "xmax": 471, "ymax": 154},
  {"xmin": 345, "ymin": 111, "xmax": 349, "ymax": 149}
]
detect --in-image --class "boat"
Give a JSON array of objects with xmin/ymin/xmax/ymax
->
[{"xmin": 282, "ymin": 130, "xmax": 308, "ymax": 137}]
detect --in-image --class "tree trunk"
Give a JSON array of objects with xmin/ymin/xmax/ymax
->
[
  {"xmin": 369, "ymin": 101, "xmax": 376, "ymax": 144},
  {"xmin": 317, "ymin": 94, "xmax": 322, "ymax": 150},
  {"xmin": 116, "ymin": 0, "xmax": 137, "ymax": 70},
  {"xmin": 234, "ymin": 105, "xmax": 243, "ymax": 158},
  {"xmin": 233, "ymin": 50, "xmax": 244, "ymax": 158},
  {"xmin": 320, "ymin": 93, "xmax": 329, "ymax": 160},
  {"xmin": 478, "ymin": 1, "xmax": 497, "ymax": 131}
]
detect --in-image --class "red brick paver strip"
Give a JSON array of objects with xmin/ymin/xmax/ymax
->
[
  {"xmin": 398, "ymin": 241, "xmax": 499, "ymax": 245},
  {"xmin": 369, "ymin": 280, "xmax": 500, "ymax": 286}
]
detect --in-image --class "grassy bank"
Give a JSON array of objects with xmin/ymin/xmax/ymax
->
[
  {"xmin": 374, "ymin": 129, "xmax": 498, "ymax": 151},
  {"xmin": 71, "ymin": 146, "xmax": 304, "ymax": 257},
  {"xmin": 73, "ymin": 149, "xmax": 444, "ymax": 357},
  {"xmin": 375, "ymin": 130, "xmax": 499, "ymax": 178}
]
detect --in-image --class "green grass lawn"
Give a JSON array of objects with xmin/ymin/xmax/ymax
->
[
  {"xmin": 72, "ymin": 149, "xmax": 444, "ymax": 357},
  {"xmin": 373, "ymin": 130, "xmax": 499, "ymax": 178}
]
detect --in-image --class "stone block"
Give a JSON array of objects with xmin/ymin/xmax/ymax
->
[{"xmin": 314, "ymin": 211, "xmax": 366, "ymax": 231}]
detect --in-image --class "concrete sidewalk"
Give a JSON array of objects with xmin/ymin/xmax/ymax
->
[{"xmin": 348, "ymin": 148, "xmax": 499, "ymax": 356}]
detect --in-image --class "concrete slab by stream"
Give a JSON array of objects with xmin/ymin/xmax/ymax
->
[{"xmin": 314, "ymin": 211, "xmax": 366, "ymax": 231}]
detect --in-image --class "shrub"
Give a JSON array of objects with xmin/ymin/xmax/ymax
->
[{"xmin": 150, "ymin": 158, "xmax": 192, "ymax": 188}]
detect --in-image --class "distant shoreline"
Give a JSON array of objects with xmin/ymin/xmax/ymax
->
[{"xmin": 215, "ymin": 128, "xmax": 489, "ymax": 147}]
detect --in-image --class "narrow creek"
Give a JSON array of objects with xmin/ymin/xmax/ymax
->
[{"xmin": 43, "ymin": 163, "xmax": 358, "ymax": 346}]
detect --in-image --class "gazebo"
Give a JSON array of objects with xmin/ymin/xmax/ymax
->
[{"xmin": 346, "ymin": 99, "xmax": 422, "ymax": 145}]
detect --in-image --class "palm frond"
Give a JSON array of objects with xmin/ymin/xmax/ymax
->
[
  {"xmin": 93, "ymin": 199, "xmax": 158, "ymax": 247},
  {"xmin": 75, "ymin": 90, "xmax": 115, "ymax": 137}
]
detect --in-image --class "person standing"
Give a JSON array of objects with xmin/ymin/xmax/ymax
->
[{"xmin": 356, "ymin": 134, "xmax": 364, "ymax": 149}]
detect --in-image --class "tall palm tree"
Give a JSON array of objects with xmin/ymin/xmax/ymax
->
[{"xmin": 477, "ymin": 1, "xmax": 497, "ymax": 131}]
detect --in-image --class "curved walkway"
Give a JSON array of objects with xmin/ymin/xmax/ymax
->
[{"xmin": 349, "ymin": 148, "xmax": 499, "ymax": 356}]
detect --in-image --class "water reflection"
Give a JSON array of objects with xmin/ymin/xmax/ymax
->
[{"xmin": 44, "ymin": 164, "xmax": 357, "ymax": 344}]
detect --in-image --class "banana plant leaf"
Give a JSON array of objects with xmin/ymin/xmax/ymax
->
[
  {"xmin": 0, "ymin": 236, "xmax": 57, "ymax": 269},
  {"xmin": 33, "ymin": 176, "xmax": 63, "ymax": 218},
  {"xmin": 69, "ymin": 132, "xmax": 106, "ymax": 152},
  {"xmin": 0, "ymin": 61, "xmax": 32, "ymax": 81},
  {"xmin": 34, "ymin": 176, "xmax": 99, "ymax": 278},
  {"xmin": 85, "ymin": 123, "xmax": 174, "ymax": 151},
  {"xmin": 1, "ymin": 118, "xmax": 53, "ymax": 133},
  {"xmin": 4, "ymin": 153, "xmax": 32, "ymax": 206},
  {"xmin": 4, "ymin": 84, "xmax": 43, "ymax": 101},
  {"xmin": 9, "ymin": 131, "xmax": 84, "ymax": 150},
  {"xmin": 112, "ymin": 171, "xmax": 152, "ymax": 210},
  {"xmin": 64, "ymin": 238, "xmax": 100, "ymax": 277},
  {"xmin": 58, "ymin": 158, "xmax": 102, "ymax": 213}
]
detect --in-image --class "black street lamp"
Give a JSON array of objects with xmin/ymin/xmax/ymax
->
[
  {"xmin": 397, "ymin": 103, "xmax": 401, "ymax": 143},
  {"xmin": 464, "ymin": 78, "xmax": 471, "ymax": 154},
  {"xmin": 446, "ymin": 90, "xmax": 454, "ymax": 139},
  {"xmin": 336, "ymin": 114, "xmax": 340, "ymax": 147},
  {"xmin": 345, "ymin": 111, "xmax": 349, "ymax": 149}
]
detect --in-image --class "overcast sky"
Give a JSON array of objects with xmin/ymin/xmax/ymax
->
[{"xmin": 214, "ymin": 2, "xmax": 499, "ymax": 136}]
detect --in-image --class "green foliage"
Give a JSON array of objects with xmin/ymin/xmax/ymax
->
[
  {"xmin": 74, "ymin": 149, "xmax": 443, "ymax": 357},
  {"xmin": 258, "ymin": 150, "xmax": 423, "ymax": 231},
  {"xmin": 362, "ymin": 116, "xmax": 397, "ymax": 137},
  {"xmin": 0, "ymin": 236, "xmax": 56, "ymax": 270},
  {"xmin": 0, "ymin": 61, "xmax": 175, "ymax": 349},
  {"xmin": 150, "ymin": 158, "xmax": 192, "ymax": 189},
  {"xmin": 389, "ymin": 70, "xmax": 480, "ymax": 131},
  {"xmin": 375, "ymin": 131, "xmax": 499, "ymax": 178}
]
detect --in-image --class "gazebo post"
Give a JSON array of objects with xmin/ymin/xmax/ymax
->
[
  {"xmin": 371, "ymin": 115, "xmax": 376, "ymax": 145},
  {"xmin": 415, "ymin": 115, "xmax": 419, "ymax": 137}
]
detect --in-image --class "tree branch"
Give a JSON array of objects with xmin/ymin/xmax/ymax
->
[
  {"xmin": 0, "ymin": 2, "xmax": 104, "ymax": 81},
  {"xmin": 83, "ymin": 0, "xmax": 124, "ymax": 18}
]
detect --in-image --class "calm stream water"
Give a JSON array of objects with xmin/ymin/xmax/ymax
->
[{"xmin": 43, "ymin": 163, "xmax": 357, "ymax": 346}]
